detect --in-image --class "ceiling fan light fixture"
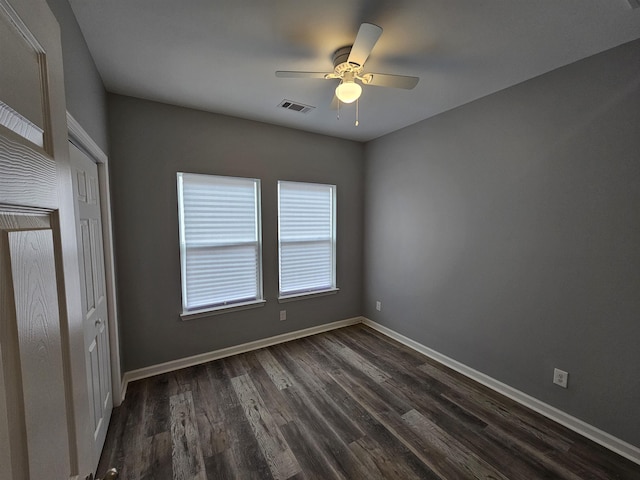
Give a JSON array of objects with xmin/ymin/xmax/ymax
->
[{"xmin": 335, "ymin": 80, "xmax": 362, "ymax": 104}]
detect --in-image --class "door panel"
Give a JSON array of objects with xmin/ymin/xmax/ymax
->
[
  {"xmin": 70, "ymin": 142, "xmax": 113, "ymax": 467},
  {"xmin": 80, "ymin": 219, "xmax": 95, "ymax": 311},
  {"xmin": 0, "ymin": 213, "xmax": 72, "ymax": 480},
  {"xmin": 0, "ymin": 0, "xmax": 46, "ymax": 149},
  {"xmin": 9, "ymin": 228, "xmax": 71, "ymax": 479}
]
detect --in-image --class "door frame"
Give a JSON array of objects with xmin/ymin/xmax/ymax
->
[{"xmin": 67, "ymin": 113, "xmax": 122, "ymax": 407}]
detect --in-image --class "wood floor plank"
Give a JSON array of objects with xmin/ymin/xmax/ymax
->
[
  {"xmin": 273, "ymin": 363, "xmax": 373, "ymax": 477},
  {"xmin": 332, "ymin": 325, "xmax": 427, "ymax": 372},
  {"xmin": 256, "ymin": 348, "xmax": 295, "ymax": 390},
  {"xmin": 269, "ymin": 341, "xmax": 392, "ymax": 478},
  {"xmin": 245, "ymin": 351, "xmax": 297, "ymax": 427},
  {"xmin": 383, "ymin": 375, "xmax": 561, "ymax": 480},
  {"xmin": 326, "ymin": 363, "xmax": 465, "ymax": 479},
  {"xmin": 191, "ymin": 365, "xmax": 225, "ymax": 458},
  {"xmin": 442, "ymin": 387, "xmax": 575, "ymax": 457},
  {"xmin": 98, "ymin": 325, "xmax": 640, "ymax": 480},
  {"xmin": 204, "ymin": 450, "xmax": 236, "ymax": 480},
  {"xmin": 271, "ymin": 341, "xmax": 368, "ymax": 443},
  {"xmin": 337, "ymin": 396, "xmax": 441, "ymax": 480},
  {"xmin": 417, "ymin": 360, "xmax": 575, "ymax": 453},
  {"xmin": 482, "ymin": 424, "xmax": 592, "ymax": 480},
  {"xmin": 231, "ymin": 373, "xmax": 301, "ymax": 480},
  {"xmin": 308, "ymin": 338, "xmax": 414, "ymax": 417},
  {"xmin": 205, "ymin": 359, "xmax": 274, "ymax": 479},
  {"xmin": 142, "ymin": 373, "xmax": 171, "ymax": 437},
  {"xmin": 122, "ymin": 381, "xmax": 155, "ymax": 479},
  {"xmin": 346, "ymin": 438, "xmax": 392, "ymax": 480},
  {"xmin": 560, "ymin": 440, "xmax": 640, "ymax": 480},
  {"xmin": 402, "ymin": 408, "xmax": 510, "ymax": 480},
  {"xmin": 316, "ymin": 344, "xmax": 484, "ymax": 478},
  {"xmin": 317, "ymin": 333, "xmax": 390, "ymax": 383},
  {"xmin": 349, "ymin": 434, "xmax": 437, "ymax": 480},
  {"xmin": 140, "ymin": 431, "xmax": 171, "ymax": 480},
  {"xmin": 170, "ymin": 391, "xmax": 206, "ymax": 480},
  {"xmin": 279, "ymin": 420, "xmax": 347, "ymax": 480}
]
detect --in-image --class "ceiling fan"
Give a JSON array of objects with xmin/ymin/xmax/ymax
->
[{"xmin": 276, "ymin": 23, "xmax": 419, "ymax": 125}]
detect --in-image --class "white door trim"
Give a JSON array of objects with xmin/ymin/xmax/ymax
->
[{"xmin": 67, "ymin": 112, "xmax": 122, "ymax": 407}]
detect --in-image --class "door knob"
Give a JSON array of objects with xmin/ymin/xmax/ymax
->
[
  {"xmin": 93, "ymin": 468, "xmax": 118, "ymax": 480},
  {"xmin": 103, "ymin": 469, "xmax": 119, "ymax": 480}
]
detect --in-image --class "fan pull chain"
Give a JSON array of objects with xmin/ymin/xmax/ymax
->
[
  {"xmin": 337, "ymin": 100, "xmax": 340, "ymax": 120},
  {"xmin": 355, "ymin": 98, "xmax": 359, "ymax": 126}
]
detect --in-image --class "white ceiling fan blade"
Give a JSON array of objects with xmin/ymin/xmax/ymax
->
[
  {"xmin": 347, "ymin": 23, "xmax": 383, "ymax": 67},
  {"xmin": 276, "ymin": 71, "xmax": 331, "ymax": 79},
  {"xmin": 365, "ymin": 73, "xmax": 419, "ymax": 89}
]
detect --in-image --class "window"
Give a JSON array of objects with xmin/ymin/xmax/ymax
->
[
  {"xmin": 177, "ymin": 173, "xmax": 263, "ymax": 315},
  {"xmin": 278, "ymin": 181, "xmax": 337, "ymax": 299}
]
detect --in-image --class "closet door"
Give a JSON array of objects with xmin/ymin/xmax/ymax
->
[{"xmin": 70, "ymin": 142, "xmax": 113, "ymax": 469}]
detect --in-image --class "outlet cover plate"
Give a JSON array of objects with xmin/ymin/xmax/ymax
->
[{"xmin": 553, "ymin": 368, "xmax": 569, "ymax": 388}]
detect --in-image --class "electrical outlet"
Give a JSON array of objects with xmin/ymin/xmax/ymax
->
[
  {"xmin": 376, "ymin": 301, "xmax": 382, "ymax": 311},
  {"xmin": 279, "ymin": 310, "xmax": 286, "ymax": 321},
  {"xmin": 553, "ymin": 368, "xmax": 568, "ymax": 388}
]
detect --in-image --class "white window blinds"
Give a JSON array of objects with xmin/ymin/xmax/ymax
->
[
  {"xmin": 177, "ymin": 173, "xmax": 262, "ymax": 312},
  {"xmin": 278, "ymin": 181, "xmax": 336, "ymax": 297}
]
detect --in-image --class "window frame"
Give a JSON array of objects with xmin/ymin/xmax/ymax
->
[
  {"xmin": 177, "ymin": 172, "xmax": 265, "ymax": 318},
  {"xmin": 277, "ymin": 180, "xmax": 338, "ymax": 301}
]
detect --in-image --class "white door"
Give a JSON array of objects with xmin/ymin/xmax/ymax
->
[
  {"xmin": 70, "ymin": 142, "xmax": 113, "ymax": 468},
  {"xmin": 0, "ymin": 0, "xmax": 94, "ymax": 478}
]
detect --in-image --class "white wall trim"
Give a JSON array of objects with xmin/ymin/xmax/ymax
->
[
  {"xmin": 66, "ymin": 113, "xmax": 107, "ymax": 164},
  {"xmin": 362, "ymin": 318, "xmax": 640, "ymax": 466},
  {"xmin": 66, "ymin": 112, "xmax": 123, "ymax": 408},
  {"xmin": 120, "ymin": 316, "xmax": 364, "ymax": 400}
]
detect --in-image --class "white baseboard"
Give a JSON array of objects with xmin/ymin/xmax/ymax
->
[
  {"xmin": 120, "ymin": 316, "xmax": 363, "ymax": 400},
  {"xmin": 362, "ymin": 318, "xmax": 640, "ymax": 466}
]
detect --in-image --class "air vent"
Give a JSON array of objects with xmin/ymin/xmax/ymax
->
[{"xmin": 278, "ymin": 100, "xmax": 315, "ymax": 114}]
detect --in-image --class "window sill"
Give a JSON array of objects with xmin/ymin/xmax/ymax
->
[
  {"xmin": 278, "ymin": 288, "xmax": 339, "ymax": 303},
  {"xmin": 180, "ymin": 299, "xmax": 266, "ymax": 321}
]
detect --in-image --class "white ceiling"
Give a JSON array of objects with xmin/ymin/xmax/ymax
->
[{"xmin": 68, "ymin": 0, "xmax": 640, "ymax": 142}]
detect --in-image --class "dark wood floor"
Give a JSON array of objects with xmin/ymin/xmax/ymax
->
[{"xmin": 97, "ymin": 324, "xmax": 640, "ymax": 479}]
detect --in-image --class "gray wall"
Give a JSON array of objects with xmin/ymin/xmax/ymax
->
[
  {"xmin": 46, "ymin": 0, "xmax": 109, "ymax": 153},
  {"xmin": 108, "ymin": 94, "xmax": 364, "ymax": 371},
  {"xmin": 364, "ymin": 38, "xmax": 640, "ymax": 447}
]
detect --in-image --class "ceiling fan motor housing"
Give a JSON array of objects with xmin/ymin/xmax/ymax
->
[
  {"xmin": 333, "ymin": 46, "xmax": 356, "ymax": 68},
  {"xmin": 331, "ymin": 46, "xmax": 372, "ymax": 84}
]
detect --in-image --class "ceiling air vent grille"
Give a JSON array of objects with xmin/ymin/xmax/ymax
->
[{"xmin": 278, "ymin": 100, "xmax": 315, "ymax": 114}]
